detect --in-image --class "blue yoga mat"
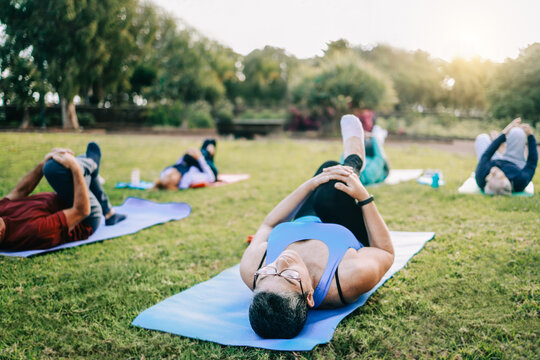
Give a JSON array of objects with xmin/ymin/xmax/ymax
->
[
  {"xmin": 115, "ymin": 181, "xmax": 155, "ymax": 190},
  {"xmin": 0, "ymin": 197, "xmax": 191, "ymax": 257},
  {"xmin": 132, "ymin": 231, "xmax": 435, "ymax": 351}
]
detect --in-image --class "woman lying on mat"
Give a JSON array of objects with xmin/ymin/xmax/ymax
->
[
  {"xmin": 154, "ymin": 139, "xmax": 218, "ymax": 190},
  {"xmin": 475, "ymin": 118, "xmax": 537, "ymax": 195},
  {"xmin": 240, "ymin": 115, "xmax": 394, "ymax": 339}
]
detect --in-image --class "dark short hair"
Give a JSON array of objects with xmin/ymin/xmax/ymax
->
[{"xmin": 248, "ymin": 291, "xmax": 308, "ymax": 339}]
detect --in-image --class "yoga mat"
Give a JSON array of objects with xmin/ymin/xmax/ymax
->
[
  {"xmin": 458, "ymin": 173, "xmax": 534, "ymax": 196},
  {"xmin": 383, "ymin": 169, "xmax": 423, "ymax": 185},
  {"xmin": 207, "ymin": 174, "xmax": 251, "ymax": 187},
  {"xmin": 132, "ymin": 231, "xmax": 435, "ymax": 351},
  {"xmin": 114, "ymin": 174, "xmax": 250, "ymax": 190},
  {"xmin": 0, "ymin": 197, "xmax": 191, "ymax": 257},
  {"xmin": 115, "ymin": 181, "xmax": 154, "ymax": 190}
]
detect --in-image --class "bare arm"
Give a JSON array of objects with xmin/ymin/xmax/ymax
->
[
  {"xmin": 6, "ymin": 160, "xmax": 47, "ymax": 200},
  {"xmin": 324, "ymin": 165, "xmax": 395, "ymax": 301},
  {"xmin": 53, "ymin": 153, "xmax": 91, "ymax": 231},
  {"xmin": 5, "ymin": 148, "xmax": 75, "ymax": 200}
]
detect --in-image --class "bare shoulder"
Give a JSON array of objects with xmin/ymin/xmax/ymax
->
[{"xmin": 337, "ymin": 247, "xmax": 394, "ymax": 303}]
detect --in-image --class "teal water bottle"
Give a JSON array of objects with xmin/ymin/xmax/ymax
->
[{"xmin": 431, "ymin": 173, "xmax": 440, "ymax": 188}]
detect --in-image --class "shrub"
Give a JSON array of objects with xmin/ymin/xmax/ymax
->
[
  {"xmin": 186, "ymin": 100, "xmax": 214, "ymax": 128},
  {"xmin": 213, "ymin": 99, "xmax": 234, "ymax": 125},
  {"xmin": 237, "ymin": 108, "xmax": 287, "ymax": 120},
  {"xmin": 145, "ymin": 102, "xmax": 184, "ymax": 126},
  {"xmin": 31, "ymin": 112, "xmax": 61, "ymax": 127},
  {"xmin": 77, "ymin": 112, "xmax": 96, "ymax": 127}
]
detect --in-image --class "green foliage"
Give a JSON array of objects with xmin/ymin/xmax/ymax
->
[
  {"xmin": 31, "ymin": 112, "xmax": 61, "ymax": 127},
  {"xmin": 145, "ymin": 102, "xmax": 184, "ymax": 126},
  {"xmin": 212, "ymin": 98, "xmax": 234, "ymax": 125},
  {"xmin": 0, "ymin": 0, "xmax": 138, "ymax": 127},
  {"xmin": 359, "ymin": 45, "xmax": 445, "ymax": 111},
  {"xmin": 0, "ymin": 133, "xmax": 538, "ymax": 358},
  {"xmin": 488, "ymin": 43, "xmax": 540, "ymax": 124},
  {"xmin": 129, "ymin": 65, "xmax": 157, "ymax": 94},
  {"xmin": 77, "ymin": 112, "xmax": 96, "ymax": 127},
  {"xmin": 236, "ymin": 107, "xmax": 287, "ymax": 120},
  {"xmin": 291, "ymin": 51, "xmax": 396, "ymax": 130},
  {"xmin": 239, "ymin": 46, "xmax": 293, "ymax": 106},
  {"xmin": 0, "ymin": 0, "xmax": 538, "ymax": 128},
  {"xmin": 0, "ymin": 52, "xmax": 39, "ymax": 109},
  {"xmin": 186, "ymin": 100, "xmax": 214, "ymax": 128},
  {"xmin": 443, "ymin": 57, "xmax": 497, "ymax": 114}
]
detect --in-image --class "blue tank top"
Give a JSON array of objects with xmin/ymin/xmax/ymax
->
[{"xmin": 266, "ymin": 216, "xmax": 363, "ymax": 308}]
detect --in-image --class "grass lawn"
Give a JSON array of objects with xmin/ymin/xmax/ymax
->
[{"xmin": 0, "ymin": 133, "xmax": 538, "ymax": 359}]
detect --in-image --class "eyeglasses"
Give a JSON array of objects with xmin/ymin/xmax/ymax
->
[{"xmin": 253, "ymin": 266, "xmax": 304, "ymax": 295}]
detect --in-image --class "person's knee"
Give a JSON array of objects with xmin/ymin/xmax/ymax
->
[
  {"xmin": 313, "ymin": 180, "xmax": 352, "ymax": 213},
  {"xmin": 475, "ymin": 133, "xmax": 490, "ymax": 144},
  {"xmin": 43, "ymin": 159, "xmax": 70, "ymax": 181},
  {"xmin": 320, "ymin": 160, "xmax": 340, "ymax": 169},
  {"xmin": 314, "ymin": 160, "xmax": 340, "ymax": 175},
  {"xmin": 507, "ymin": 127, "xmax": 526, "ymax": 140}
]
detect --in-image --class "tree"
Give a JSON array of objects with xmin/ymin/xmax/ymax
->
[
  {"xmin": 488, "ymin": 43, "xmax": 540, "ymax": 124},
  {"xmin": 240, "ymin": 46, "xmax": 293, "ymax": 106},
  {"xmin": 0, "ymin": 51, "xmax": 40, "ymax": 128},
  {"xmin": 0, "ymin": 24, "xmax": 44, "ymax": 128},
  {"xmin": 443, "ymin": 57, "xmax": 496, "ymax": 115},
  {"xmin": 0, "ymin": 0, "xmax": 137, "ymax": 128},
  {"xmin": 291, "ymin": 51, "xmax": 396, "ymax": 132},
  {"xmin": 358, "ymin": 45, "xmax": 444, "ymax": 111}
]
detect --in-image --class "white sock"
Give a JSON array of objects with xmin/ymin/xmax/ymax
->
[{"xmin": 340, "ymin": 114, "xmax": 364, "ymax": 146}]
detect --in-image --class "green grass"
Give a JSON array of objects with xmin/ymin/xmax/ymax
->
[{"xmin": 0, "ymin": 133, "xmax": 538, "ymax": 359}]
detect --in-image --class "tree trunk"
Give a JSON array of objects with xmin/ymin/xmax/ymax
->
[
  {"xmin": 61, "ymin": 98, "xmax": 70, "ymax": 128},
  {"xmin": 61, "ymin": 97, "xmax": 79, "ymax": 129},
  {"xmin": 19, "ymin": 107, "xmax": 31, "ymax": 129},
  {"xmin": 67, "ymin": 101, "xmax": 79, "ymax": 129}
]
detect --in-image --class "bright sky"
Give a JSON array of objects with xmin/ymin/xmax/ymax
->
[{"xmin": 151, "ymin": 0, "xmax": 540, "ymax": 62}]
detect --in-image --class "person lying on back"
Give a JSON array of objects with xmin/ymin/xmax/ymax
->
[
  {"xmin": 154, "ymin": 139, "xmax": 218, "ymax": 190},
  {"xmin": 475, "ymin": 118, "xmax": 537, "ymax": 195},
  {"xmin": 0, "ymin": 143, "xmax": 125, "ymax": 251}
]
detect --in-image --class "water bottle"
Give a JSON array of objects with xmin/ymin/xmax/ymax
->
[
  {"xmin": 431, "ymin": 172, "xmax": 439, "ymax": 188},
  {"xmin": 131, "ymin": 168, "xmax": 140, "ymax": 186}
]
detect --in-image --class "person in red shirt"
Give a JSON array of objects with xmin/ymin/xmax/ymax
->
[{"xmin": 0, "ymin": 142, "xmax": 126, "ymax": 251}]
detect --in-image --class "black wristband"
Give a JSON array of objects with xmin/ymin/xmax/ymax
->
[{"xmin": 356, "ymin": 195, "xmax": 374, "ymax": 207}]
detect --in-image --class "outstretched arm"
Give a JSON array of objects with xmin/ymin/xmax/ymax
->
[{"xmin": 6, "ymin": 148, "xmax": 73, "ymax": 200}]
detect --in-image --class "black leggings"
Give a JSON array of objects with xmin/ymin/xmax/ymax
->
[{"xmin": 294, "ymin": 154, "xmax": 370, "ymax": 247}]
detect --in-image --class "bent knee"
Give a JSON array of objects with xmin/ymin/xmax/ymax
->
[
  {"xmin": 313, "ymin": 180, "xmax": 353, "ymax": 210},
  {"xmin": 507, "ymin": 127, "xmax": 526, "ymax": 140},
  {"xmin": 43, "ymin": 159, "xmax": 70, "ymax": 179},
  {"xmin": 475, "ymin": 133, "xmax": 490, "ymax": 143}
]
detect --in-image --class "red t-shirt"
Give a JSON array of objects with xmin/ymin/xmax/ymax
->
[{"xmin": 0, "ymin": 193, "xmax": 94, "ymax": 251}]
